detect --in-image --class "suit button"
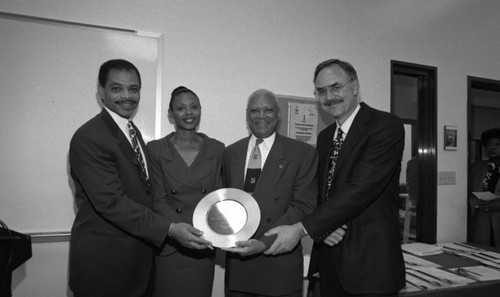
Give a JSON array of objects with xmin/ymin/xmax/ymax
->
[
  {"xmin": 274, "ymin": 197, "xmax": 280, "ymax": 201},
  {"xmin": 266, "ymin": 218, "xmax": 271, "ymax": 222},
  {"xmin": 201, "ymin": 188, "xmax": 207, "ymax": 194},
  {"xmin": 176, "ymin": 208, "xmax": 182, "ymax": 213},
  {"xmin": 171, "ymin": 189, "xmax": 177, "ymax": 195}
]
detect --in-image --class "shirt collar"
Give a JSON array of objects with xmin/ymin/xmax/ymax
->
[
  {"xmin": 103, "ymin": 106, "xmax": 133, "ymax": 139},
  {"xmin": 104, "ymin": 106, "xmax": 131, "ymax": 127},
  {"xmin": 248, "ymin": 132, "xmax": 276, "ymax": 152},
  {"xmin": 337, "ymin": 104, "xmax": 361, "ymax": 135}
]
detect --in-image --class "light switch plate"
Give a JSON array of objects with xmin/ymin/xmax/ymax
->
[{"xmin": 438, "ymin": 171, "xmax": 456, "ymax": 185}]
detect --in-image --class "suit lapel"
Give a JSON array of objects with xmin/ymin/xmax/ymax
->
[
  {"xmin": 100, "ymin": 109, "xmax": 150, "ymax": 187},
  {"xmin": 253, "ymin": 134, "xmax": 288, "ymax": 196},
  {"xmin": 229, "ymin": 137, "xmax": 249, "ymax": 190},
  {"xmin": 160, "ymin": 134, "xmax": 213, "ymax": 189},
  {"xmin": 333, "ymin": 103, "xmax": 370, "ymax": 181}
]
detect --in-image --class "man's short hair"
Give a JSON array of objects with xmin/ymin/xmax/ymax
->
[
  {"xmin": 313, "ymin": 59, "xmax": 358, "ymax": 83},
  {"xmin": 98, "ymin": 59, "xmax": 141, "ymax": 87},
  {"xmin": 246, "ymin": 89, "xmax": 279, "ymax": 110}
]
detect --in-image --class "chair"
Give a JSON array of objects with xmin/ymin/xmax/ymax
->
[{"xmin": 400, "ymin": 194, "xmax": 417, "ymax": 243}]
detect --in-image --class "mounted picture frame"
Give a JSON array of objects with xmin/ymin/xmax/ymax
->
[
  {"xmin": 444, "ymin": 125, "xmax": 458, "ymax": 150},
  {"xmin": 276, "ymin": 94, "xmax": 335, "ymax": 146}
]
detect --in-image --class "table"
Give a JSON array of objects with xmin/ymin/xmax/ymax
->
[
  {"xmin": 401, "ymin": 244, "xmax": 500, "ymax": 297},
  {"xmin": 306, "ymin": 243, "xmax": 500, "ymax": 297}
]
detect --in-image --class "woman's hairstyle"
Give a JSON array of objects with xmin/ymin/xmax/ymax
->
[
  {"xmin": 169, "ymin": 86, "xmax": 199, "ymax": 110},
  {"xmin": 481, "ymin": 128, "xmax": 500, "ymax": 147}
]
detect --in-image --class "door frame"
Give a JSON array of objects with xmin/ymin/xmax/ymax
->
[
  {"xmin": 391, "ymin": 60, "xmax": 437, "ymax": 243},
  {"xmin": 467, "ymin": 76, "xmax": 500, "ymax": 241}
]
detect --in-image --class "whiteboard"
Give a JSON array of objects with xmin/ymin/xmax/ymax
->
[{"xmin": 0, "ymin": 13, "xmax": 162, "ymax": 235}]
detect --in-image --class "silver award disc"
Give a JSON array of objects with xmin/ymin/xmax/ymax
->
[{"xmin": 193, "ymin": 188, "xmax": 261, "ymax": 248}]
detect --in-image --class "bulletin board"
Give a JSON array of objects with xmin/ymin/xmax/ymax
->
[{"xmin": 0, "ymin": 12, "xmax": 162, "ymax": 238}]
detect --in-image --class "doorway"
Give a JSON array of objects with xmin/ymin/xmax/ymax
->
[
  {"xmin": 391, "ymin": 61, "xmax": 437, "ymax": 243},
  {"xmin": 467, "ymin": 76, "xmax": 500, "ymax": 241}
]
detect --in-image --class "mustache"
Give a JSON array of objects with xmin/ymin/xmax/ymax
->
[{"xmin": 323, "ymin": 98, "xmax": 344, "ymax": 106}]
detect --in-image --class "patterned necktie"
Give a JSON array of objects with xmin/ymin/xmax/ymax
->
[
  {"xmin": 244, "ymin": 138, "xmax": 264, "ymax": 193},
  {"xmin": 482, "ymin": 161, "xmax": 499, "ymax": 192},
  {"xmin": 127, "ymin": 121, "xmax": 148, "ymax": 181},
  {"xmin": 325, "ymin": 127, "xmax": 344, "ymax": 200}
]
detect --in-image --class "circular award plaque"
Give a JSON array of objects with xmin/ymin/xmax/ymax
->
[{"xmin": 193, "ymin": 188, "xmax": 261, "ymax": 248}]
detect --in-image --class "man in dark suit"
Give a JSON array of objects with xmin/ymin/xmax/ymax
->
[
  {"xmin": 68, "ymin": 59, "xmax": 208, "ymax": 297},
  {"xmin": 265, "ymin": 59, "xmax": 406, "ymax": 297},
  {"xmin": 222, "ymin": 89, "xmax": 318, "ymax": 297}
]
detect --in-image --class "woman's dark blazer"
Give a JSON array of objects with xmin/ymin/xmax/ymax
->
[
  {"xmin": 469, "ymin": 160, "xmax": 500, "ymax": 246},
  {"xmin": 147, "ymin": 132, "xmax": 224, "ymax": 255}
]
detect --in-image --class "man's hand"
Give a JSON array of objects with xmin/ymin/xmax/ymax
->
[
  {"xmin": 323, "ymin": 224, "xmax": 347, "ymax": 246},
  {"xmin": 168, "ymin": 222, "xmax": 213, "ymax": 250},
  {"xmin": 263, "ymin": 222, "xmax": 306, "ymax": 256},
  {"xmin": 223, "ymin": 239, "xmax": 266, "ymax": 257}
]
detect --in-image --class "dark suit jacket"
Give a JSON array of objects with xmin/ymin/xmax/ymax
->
[
  {"xmin": 147, "ymin": 132, "xmax": 225, "ymax": 255},
  {"xmin": 469, "ymin": 160, "xmax": 500, "ymax": 246},
  {"xmin": 69, "ymin": 109, "xmax": 171, "ymax": 297},
  {"xmin": 303, "ymin": 102, "xmax": 406, "ymax": 294},
  {"xmin": 223, "ymin": 133, "xmax": 318, "ymax": 296}
]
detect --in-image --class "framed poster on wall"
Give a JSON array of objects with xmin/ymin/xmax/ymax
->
[
  {"xmin": 444, "ymin": 125, "xmax": 458, "ymax": 150},
  {"xmin": 277, "ymin": 95, "xmax": 334, "ymax": 146}
]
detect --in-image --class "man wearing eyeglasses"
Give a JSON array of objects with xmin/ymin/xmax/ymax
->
[{"xmin": 265, "ymin": 59, "xmax": 406, "ymax": 297}]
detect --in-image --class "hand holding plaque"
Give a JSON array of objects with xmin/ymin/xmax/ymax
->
[{"xmin": 192, "ymin": 188, "xmax": 261, "ymax": 248}]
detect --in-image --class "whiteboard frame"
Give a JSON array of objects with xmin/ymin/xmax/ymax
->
[
  {"xmin": 0, "ymin": 11, "xmax": 164, "ymax": 139},
  {"xmin": 0, "ymin": 11, "xmax": 163, "ymax": 240}
]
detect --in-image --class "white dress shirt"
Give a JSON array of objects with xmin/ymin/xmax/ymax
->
[
  {"xmin": 244, "ymin": 132, "xmax": 276, "ymax": 179},
  {"xmin": 104, "ymin": 106, "xmax": 149, "ymax": 178}
]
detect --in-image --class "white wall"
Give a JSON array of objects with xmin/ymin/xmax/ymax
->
[
  {"xmin": 11, "ymin": 241, "xmax": 71, "ymax": 297},
  {"xmin": 3, "ymin": 0, "xmax": 500, "ymax": 296}
]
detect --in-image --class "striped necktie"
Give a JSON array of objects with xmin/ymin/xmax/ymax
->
[
  {"xmin": 127, "ymin": 121, "xmax": 148, "ymax": 181},
  {"xmin": 325, "ymin": 127, "xmax": 343, "ymax": 200}
]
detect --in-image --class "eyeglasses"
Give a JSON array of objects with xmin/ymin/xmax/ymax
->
[{"xmin": 314, "ymin": 79, "xmax": 355, "ymax": 99}]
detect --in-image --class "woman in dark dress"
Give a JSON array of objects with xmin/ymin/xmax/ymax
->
[
  {"xmin": 469, "ymin": 128, "xmax": 500, "ymax": 247},
  {"xmin": 148, "ymin": 86, "xmax": 224, "ymax": 297}
]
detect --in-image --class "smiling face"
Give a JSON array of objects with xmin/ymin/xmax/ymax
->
[
  {"xmin": 246, "ymin": 91, "xmax": 280, "ymax": 138},
  {"xmin": 98, "ymin": 69, "xmax": 141, "ymax": 119},
  {"xmin": 314, "ymin": 64, "xmax": 359, "ymax": 125},
  {"xmin": 168, "ymin": 91, "xmax": 201, "ymax": 131}
]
